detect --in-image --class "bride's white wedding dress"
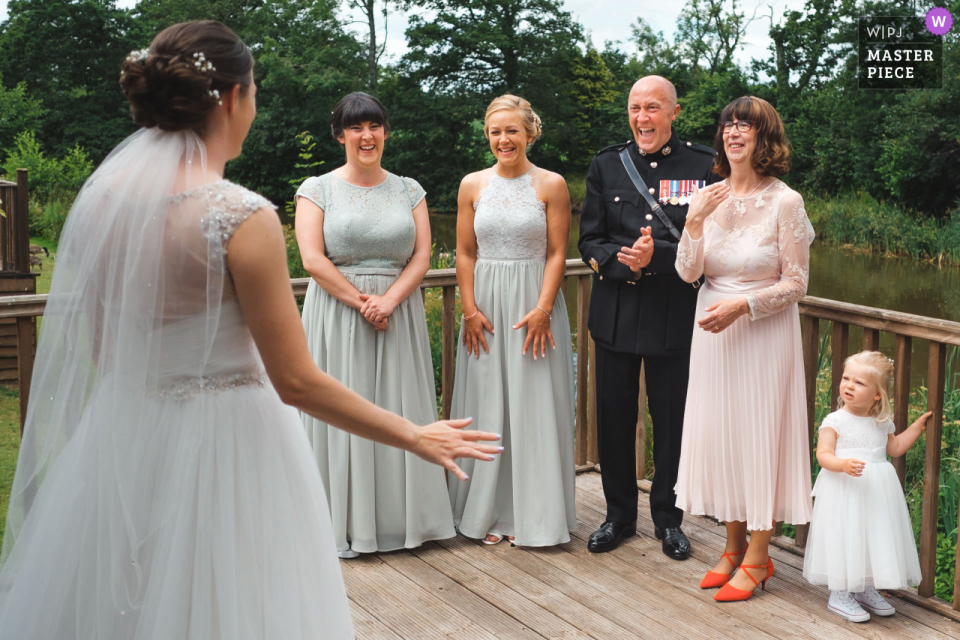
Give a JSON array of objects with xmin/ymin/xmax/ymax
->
[{"xmin": 0, "ymin": 130, "xmax": 355, "ymax": 638}]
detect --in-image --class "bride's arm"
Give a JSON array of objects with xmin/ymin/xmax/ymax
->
[{"xmin": 228, "ymin": 208, "xmax": 502, "ymax": 478}]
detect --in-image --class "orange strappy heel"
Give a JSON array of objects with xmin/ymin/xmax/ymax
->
[
  {"xmin": 714, "ymin": 558, "xmax": 775, "ymax": 601},
  {"xmin": 699, "ymin": 548, "xmax": 747, "ymax": 589}
]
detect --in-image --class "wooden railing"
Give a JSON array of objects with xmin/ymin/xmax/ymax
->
[{"xmin": 2, "ymin": 261, "xmax": 960, "ymax": 614}]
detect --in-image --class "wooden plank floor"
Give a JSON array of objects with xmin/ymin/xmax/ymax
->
[{"xmin": 342, "ymin": 472, "xmax": 960, "ymax": 639}]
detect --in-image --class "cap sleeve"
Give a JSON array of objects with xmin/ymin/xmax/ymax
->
[
  {"xmin": 295, "ymin": 176, "xmax": 327, "ymax": 211},
  {"xmin": 401, "ymin": 176, "xmax": 426, "ymax": 209},
  {"xmin": 818, "ymin": 412, "xmax": 840, "ymax": 433},
  {"xmin": 884, "ymin": 419, "xmax": 896, "ymax": 435},
  {"xmin": 201, "ymin": 183, "xmax": 276, "ymax": 269}
]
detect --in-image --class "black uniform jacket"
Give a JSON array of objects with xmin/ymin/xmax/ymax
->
[{"xmin": 578, "ymin": 129, "xmax": 721, "ymax": 355}]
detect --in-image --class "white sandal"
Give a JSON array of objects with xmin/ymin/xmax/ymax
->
[{"xmin": 482, "ymin": 534, "xmax": 503, "ymax": 545}]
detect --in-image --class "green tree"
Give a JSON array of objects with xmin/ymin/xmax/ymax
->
[
  {"xmin": 675, "ymin": 0, "xmax": 756, "ymax": 78},
  {"xmin": 0, "ymin": 0, "xmax": 138, "ymax": 162},
  {"xmin": 0, "ymin": 75, "xmax": 45, "ymax": 162}
]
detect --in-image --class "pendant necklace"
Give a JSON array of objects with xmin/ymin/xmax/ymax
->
[{"xmin": 728, "ymin": 177, "xmax": 767, "ymax": 217}]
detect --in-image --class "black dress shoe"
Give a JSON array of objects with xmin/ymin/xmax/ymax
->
[
  {"xmin": 654, "ymin": 526, "xmax": 691, "ymax": 560},
  {"xmin": 587, "ymin": 520, "xmax": 637, "ymax": 553}
]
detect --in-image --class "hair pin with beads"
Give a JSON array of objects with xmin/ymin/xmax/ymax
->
[
  {"xmin": 208, "ymin": 89, "xmax": 222, "ymax": 105},
  {"xmin": 193, "ymin": 52, "xmax": 216, "ymax": 73},
  {"xmin": 126, "ymin": 48, "xmax": 150, "ymax": 64}
]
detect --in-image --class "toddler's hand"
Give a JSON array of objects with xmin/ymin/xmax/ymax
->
[
  {"xmin": 841, "ymin": 458, "xmax": 865, "ymax": 477},
  {"xmin": 912, "ymin": 411, "xmax": 933, "ymax": 433}
]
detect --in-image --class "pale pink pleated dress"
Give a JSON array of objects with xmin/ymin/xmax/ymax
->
[{"xmin": 674, "ymin": 179, "xmax": 813, "ymax": 531}]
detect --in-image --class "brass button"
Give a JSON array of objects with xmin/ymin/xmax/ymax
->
[
  {"xmin": 648, "ymin": 188, "xmax": 655, "ymax": 194},
  {"xmin": 686, "ymin": 141, "xmax": 692, "ymax": 146},
  {"xmin": 614, "ymin": 196, "xmax": 620, "ymax": 202},
  {"xmin": 646, "ymin": 214, "xmax": 653, "ymax": 220},
  {"xmin": 651, "ymin": 162, "xmax": 658, "ymax": 168}
]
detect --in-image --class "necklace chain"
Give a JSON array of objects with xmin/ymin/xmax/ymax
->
[{"xmin": 729, "ymin": 176, "xmax": 767, "ymax": 200}]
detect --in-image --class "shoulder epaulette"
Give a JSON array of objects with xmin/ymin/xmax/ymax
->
[
  {"xmin": 595, "ymin": 141, "xmax": 632, "ymax": 156},
  {"xmin": 683, "ymin": 141, "xmax": 718, "ymax": 157}
]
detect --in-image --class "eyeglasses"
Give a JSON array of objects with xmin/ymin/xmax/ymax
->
[{"xmin": 721, "ymin": 120, "xmax": 754, "ymax": 133}]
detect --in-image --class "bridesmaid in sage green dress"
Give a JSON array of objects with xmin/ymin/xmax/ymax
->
[
  {"xmin": 295, "ymin": 93, "xmax": 459, "ymax": 558},
  {"xmin": 449, "ymin": 95, "xmax": 577, "ymax": 547}
]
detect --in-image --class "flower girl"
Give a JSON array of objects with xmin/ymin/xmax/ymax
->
[{"xmin": 803, "ymin": 351, "xmax": 929, "ymax": 622}]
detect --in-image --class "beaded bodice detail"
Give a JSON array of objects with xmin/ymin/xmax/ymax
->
[
  {"xmin": 473, "ymin": 170, "xmax": 547, "ymax": 260},
  {"xmin": 819, "ymin": 409, "xmax": 894, "ymax": 450},
  {"xmin": 296, "ymin": 172, "xmax": 426, "ymax": 269}
]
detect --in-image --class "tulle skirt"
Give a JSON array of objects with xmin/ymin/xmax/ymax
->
[
  {"xmin": 0, "ymin": 377, "xmax": 355, "ymax": 639},
  {"xmin": 448, "ymin": 258, "xmax": 577, "ymax": 547},
  {"xmin": 803, "ymin": 447, "xmax": 922, "ymax": 592},
  {"xmin": 675, "ymin": 284, "xmax": 812, "ymax": 531},
  {"xmin": 301, "ymin": 269, "xmax": 454, "ymax": 553}
]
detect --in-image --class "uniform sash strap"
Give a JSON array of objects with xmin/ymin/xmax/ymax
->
[{"xmin": 618, "ymin": 148, "xmax": 681, "ymax": 240}]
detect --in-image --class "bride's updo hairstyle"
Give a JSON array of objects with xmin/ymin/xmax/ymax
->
[
  {"xmin": 120, "ymin": 20, "xmax": 253, "ymax": 132},
  {"xmin": 483, "ymin": 94, "xmax": 542, "ymax": 145}
]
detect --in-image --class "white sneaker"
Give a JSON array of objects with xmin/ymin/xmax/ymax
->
[
  {"xmin": 855, "ymin": 586, "xmax": 895, "ymax": 616},
  {"xmin": 828, "ymin": 590, "xmax": 870, "ymax": 622},
  {"xmin": 337, "ymin": 548, "xmax": 360, "ymax": 559}
]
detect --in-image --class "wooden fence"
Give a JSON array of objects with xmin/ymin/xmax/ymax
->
[{"xmin": 1, "ymin": 259, "xmax": 959, "ymax": 614}]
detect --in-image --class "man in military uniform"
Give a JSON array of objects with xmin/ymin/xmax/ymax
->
[{"xmin": 579, "ymin": 75, "xmax": 721, "ymax": 559}]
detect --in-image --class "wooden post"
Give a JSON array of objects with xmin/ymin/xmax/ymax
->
[
  {"xmin": 636, "ymin": 363, "xmax": 646, "ymax": 480},
  {"xmin": 15, "ymin": 170, "xmax": 29, "ymax": 274},
  {"xmin": 440, "ymin": 286, "xmax": 456, "ymax": 420},
  {"xmin": 829, "ymin": 322, "xmax": 849, "ymax": 412},
  {"xmin": 862, "ymin": 328, "xmax": 880, "ymax": 351},
  {"xmin": 575, "ymin": 275, "xmax": 591, "ymax": 466},
  {"xmin": 919, "ymin": 341, "xmax": 946, "ymax": 597},
  {"xmin": 797, "ymin": 314, "xmax": 820, "ymax": 549},
  {"xmin": 16, "ymin": 316, "xmax": 35, "ymax": 436},
  {"xmin": 893, "ymin": 335, "xmax": 912, "ymax": 490}
]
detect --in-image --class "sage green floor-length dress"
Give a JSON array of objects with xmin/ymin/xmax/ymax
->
[
  {"xmin": 296, "ymin": 172, "xmax": 454, "ymax": 554},
  {"xmin": 449, "ymin": 169, "xmax": 577, "ymax": 547}
]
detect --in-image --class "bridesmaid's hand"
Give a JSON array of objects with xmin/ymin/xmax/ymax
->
[
  {"xmin": 359, "ymin": 294, "xmax": 397, "ymax": 324},
  {"xmin": 411, "ymin": 418, "xmax": 504, "ymax": 481},
  {"xmin": 514, "ymin": 307, "xmax": 555, "ymax": 359},
  {"xmin": 463, "ymin": 310, "xmax": 494, "ymax": 358},
  {"xmin": 698, "ymin": 298, "xmax": 749, "ymax": 333}
]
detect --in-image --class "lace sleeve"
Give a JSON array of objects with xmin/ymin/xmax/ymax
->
[
  {"xmin": 295, "ymin": 176, "xmax": 326, "ymax": 210},
  {"xmin": 675, "ymin": 228, "xmax": 705, "ymax": 283},
  {"xmin": 818, "ymin": 412, "xmax": 839, "ymax": 433},
  {"xmin": 745, "ymin": 191, "xmax": 813, "ymax": 320},
  {"xmin": 884, "ymin": 419, "xmax": 896, "ymax": 435},
  {"xmin": 402, "ymin": 176, "xmax": 426, "ymax": 209},
  {"xmin": 201, "ymin": 183, "xmax": 276, "ymax": 268}
]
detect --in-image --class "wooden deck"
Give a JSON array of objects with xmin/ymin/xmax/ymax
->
[{"xmin": 341, "ymin": 472, "xmax": 960, "ymax": 639}]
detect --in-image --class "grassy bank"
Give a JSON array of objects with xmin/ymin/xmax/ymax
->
[{"xmin": 790, "ymin": 192, "xmax": 960, "ymax": 266}]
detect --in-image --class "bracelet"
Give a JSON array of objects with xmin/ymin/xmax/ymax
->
[
  {"xmin": 463, "ymin": 309, "xmax": 479, "ymax": 320},
  {"xmin": 536, "ymin": 305, "xmax": 552, "ymax": 320}
]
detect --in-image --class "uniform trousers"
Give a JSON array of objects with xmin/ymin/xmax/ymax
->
[{"xmin": 594, "ymin": 343, "xmax": 690, "ymax": 530}]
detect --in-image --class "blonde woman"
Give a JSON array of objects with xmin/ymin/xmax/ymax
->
[{"xmin": 449, "ymin": 95, "xmax": 576, "ymax": 547}]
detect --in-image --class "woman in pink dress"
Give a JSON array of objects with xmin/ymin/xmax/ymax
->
[{"xmin": 673, "ymin": 96, "xmax": 814, "ymax": 602}]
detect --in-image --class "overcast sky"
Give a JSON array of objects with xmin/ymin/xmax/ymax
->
[{"xmin": 0, "ymin": 0, "xmax": 808, "ymax": 66}]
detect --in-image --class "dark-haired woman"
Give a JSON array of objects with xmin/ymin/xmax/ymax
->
[
  {"xmin": 295, "ymin": 92, "xmax": 456, "ymax": 558},
  {"xmin": 0, "ymin": 23, "xmax": 499, "ymax": 638},
  {"xmin": 673, "ymin": 96, "xmax": 814, "ymax": 602}
]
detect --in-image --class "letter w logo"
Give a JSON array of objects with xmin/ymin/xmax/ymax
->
[{"xmin": 932, "ymin": 15, "xmax": 947, "ymax": 27}]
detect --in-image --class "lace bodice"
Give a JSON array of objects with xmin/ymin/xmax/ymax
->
[
  {"xmin": 296, "ymin": 172, "xmax": 425, "ymax": 269},
  {"xmin": 819, "ymin": 409, "xmax": 895, "ymax": 450},
  {"xmin": 473, "ymin": 169, "xmax": 547, "ymax": 260},
  {"xmin": 675, "ymin": 179, "xmax": 814, "ymax": 320}
]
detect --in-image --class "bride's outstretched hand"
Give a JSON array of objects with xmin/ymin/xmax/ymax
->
[{"xmin": 411, "ymin": 418, "xmax": 503, "ymax": 481}]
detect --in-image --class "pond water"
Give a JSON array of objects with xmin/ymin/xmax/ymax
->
[{"xmin": 430, "ymin": 212, "xmax": 960, "ymax": 387}]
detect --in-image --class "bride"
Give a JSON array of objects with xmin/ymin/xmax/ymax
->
[{"xmin": 0, "ymin": 20, "xmax": 500, "ymax": 639}]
